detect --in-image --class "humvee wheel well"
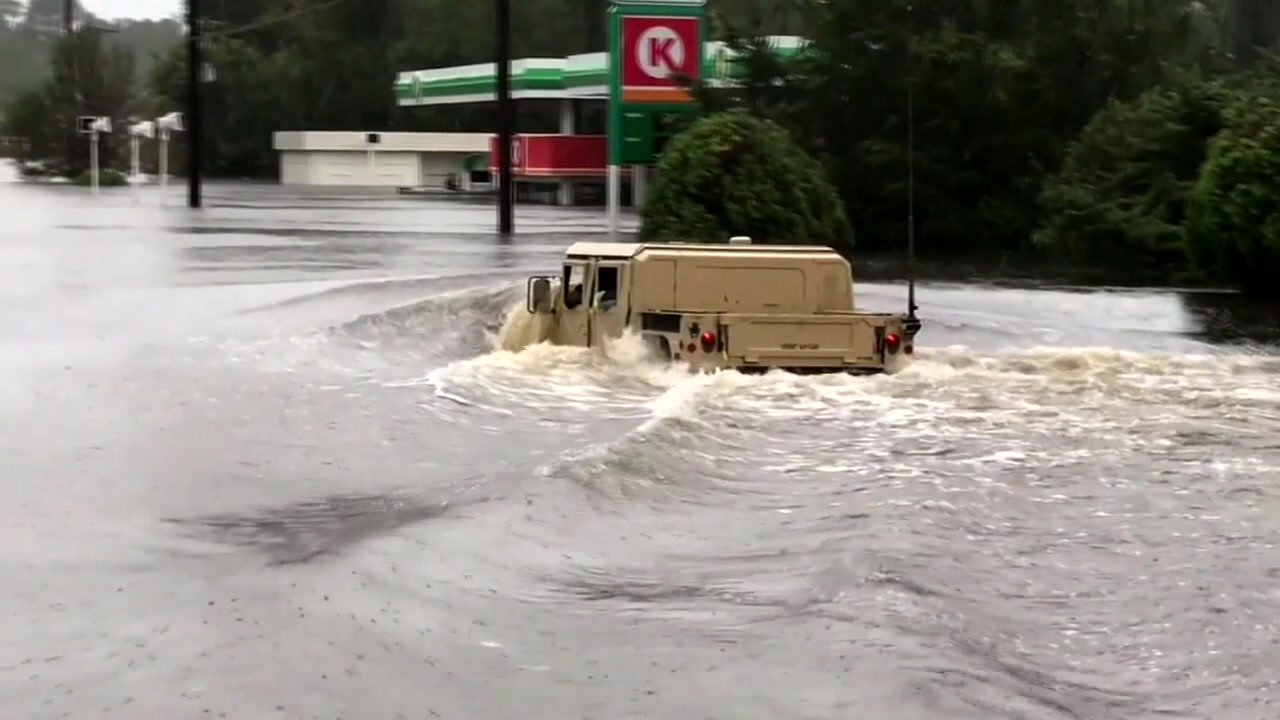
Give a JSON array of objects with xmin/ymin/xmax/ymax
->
[{"xmin": 642, "ymin": 333, "xmax": 673, "ymax": 359}]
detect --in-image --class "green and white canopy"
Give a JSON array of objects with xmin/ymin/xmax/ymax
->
[{"xmin": 393, "ymin": 36, "xmax": 807, "ymax": 107}]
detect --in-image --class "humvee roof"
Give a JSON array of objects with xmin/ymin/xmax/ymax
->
[{"xmin": 564, "ymin": 241, "xmax": 842, "ymax": 259}]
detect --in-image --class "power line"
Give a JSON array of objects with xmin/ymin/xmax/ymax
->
[{"xmin": 202, "ymin": 0, "xmax": 345, "ymax": 39}]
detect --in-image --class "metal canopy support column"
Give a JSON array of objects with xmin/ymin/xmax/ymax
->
[
  {"xmin": 606, "ymin": 3, "xmax": 621, "ymax": 235},
  {"xmin": 558, "ymin": 98, "xmax": 574, "ymax": 206},
  {"xmin": 632, "ymin": 165, "xmax": 646, "ymax": 207},
  {"xmin": 559, "ymin": 98, "xmax": 575, "ymax": 133}
]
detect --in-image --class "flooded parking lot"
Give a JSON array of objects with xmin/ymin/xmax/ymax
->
[{"xmin": 2, "ymin": 167, "xmax": 1278, "ymax": 719}]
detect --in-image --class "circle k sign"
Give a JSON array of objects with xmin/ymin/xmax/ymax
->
[{"xmin": 619, "ymin": 15, "xmax": 701, "ymax": 103}]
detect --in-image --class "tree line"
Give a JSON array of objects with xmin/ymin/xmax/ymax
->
[
  {"xmin": 3, "ymin": 0, "xmax": 1280, "ymax": 296},
  {"xmin": 0, "ymin": 0, "xmax": 181, "ymax": 110},
  {"xmin": 0, "ymin": 0, "xmax": 180, "ymax": 170},
  {"xmin": 698, "ymin": 1, "xmax": 1280, "ymax": 296}
]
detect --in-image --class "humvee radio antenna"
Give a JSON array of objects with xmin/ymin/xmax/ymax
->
[{"xmin": 904, "ymin": 4, "xmax": 920, "ymax": 330}]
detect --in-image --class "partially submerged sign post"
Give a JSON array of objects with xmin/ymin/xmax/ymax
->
[
  {"xmin": 128, "ymin": 120, "xmax": 156, "ymax": 182},
  {"xmin": 366, "ymin": 131, "xmax": 381, "ymax": 180},
  {"xmin": 156, "ymin": 112, "xmax": 186, "ymax": 195},
  {"xmin": 77, "ymin": 116, "xmax": 112, "ymax": 195},
  {"xmin": 606, "ymin": 0, "xmax": 706, "ymax": 235}
]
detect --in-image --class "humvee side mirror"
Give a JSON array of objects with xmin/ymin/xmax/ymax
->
[{"xmin": 527, "ymin": 276, "xmax": 553, "ymax": 313}]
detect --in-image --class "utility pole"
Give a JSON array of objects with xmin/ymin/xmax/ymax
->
[
  {"xmin": 495, "ymin": 0, "xmax": 514, "ymax": 235},
  {"xmin": 186, "ymin": 0, "xmax": 203, "ymax": 208},
  {"xmin": 906, "ymin": 4, "xmax": 916, "ymax": 323},
  {"xmin": 64, "ymin": 0, "xmax": 74, "ymax": 179}
]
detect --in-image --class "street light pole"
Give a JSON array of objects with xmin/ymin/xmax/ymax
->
[
  {"xmin": 495, "ymin": 0, "xmax": 514, "ymax": 235},
  {"xmin": 186, "ymin": 0, "xmax": 203, "ymax": 208}
]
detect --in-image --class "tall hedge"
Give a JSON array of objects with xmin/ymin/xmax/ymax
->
[
  {"xmin": 1185, "ymin": 96, "xmax": 1280, "ymax": 298},
  {"xmin": 1034, "ymin": 78, "xmax": 1229, "ymax": 276},
  {"xmin": 638, "ymin": 109, "xmax": 851, "ymax": 248}
]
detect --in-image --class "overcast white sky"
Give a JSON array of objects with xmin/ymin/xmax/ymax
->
[{"xmin": 80, "ymin": 0, "xmax": 178, "ymax": 20}]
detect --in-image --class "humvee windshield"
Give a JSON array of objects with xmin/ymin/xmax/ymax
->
[{"xmin": 595, "ymin": 266, "xmax": 619, "ymax": 309}]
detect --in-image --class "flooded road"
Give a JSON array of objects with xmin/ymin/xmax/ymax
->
[{"xmin": 2, "ymin": 166, "xmax": 1279, "ymax": 720}]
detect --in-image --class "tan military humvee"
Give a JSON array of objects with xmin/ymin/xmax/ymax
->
[{"xmin": 523, "ymin": 237, "xmax": 921, "ymax": 374}]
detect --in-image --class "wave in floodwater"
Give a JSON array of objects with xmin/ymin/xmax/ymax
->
[
  {"xmin": 334, "ymin": 283, "xmax": 523, "ymax": 356},
  {"xmin": 236, "ymin": 282, "xmax": 1280, "ymax": 452},
  {"xmin": 452, "ymin": 296, "xmax": 1280, "ymax": 720},
  {"xmin": 230, "ymin": 281, "xmax": 1280, "ymax": 509},
  {"xmin": 425, "ymin": 291, "xmax": 1280, "ymax": 411},
  {"xmin": 331, "ymin": 288, "xmax": 1280, "ymax": 517},
  {"xmin": 174, "ymin": 281, "xmax": 1280, "ymax": 719}
]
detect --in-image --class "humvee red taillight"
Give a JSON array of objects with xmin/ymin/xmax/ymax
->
[
  {"xmin": 699, "ymin": 331, "xmax": 717, "ymax": 352},
  {"xmin": 884, "ymin": 333, "xmax": 902, "ymax": 353}
]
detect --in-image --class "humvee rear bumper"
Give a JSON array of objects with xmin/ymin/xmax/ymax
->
[{"xmin": 732, "ymin": 365, "xmax": 893, "ymax": 376}]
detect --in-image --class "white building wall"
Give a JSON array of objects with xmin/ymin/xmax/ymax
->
[
  {"xmin": 273, "ymin": 132, "xmax": 491, "ymax": 188},
  {"xmin": 418, "ymin": 153, "xmax": 484, "ymax": 188},
  {"xmin": 302, "ymin": 151, "xmax": 418, "ymax": 187},
  {"xmin": 273, "ymin": 131, "xmax": 490, "ymax": 153},
  {"xmin": 279, "ymin": 151, "xmax": 310, "ymax": 185}
]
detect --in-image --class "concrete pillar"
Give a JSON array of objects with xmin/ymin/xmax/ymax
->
[
  {"xmin": 607, "ymin": 165, "xmax": 620, "ymax": 235},
  {"xmin": 631, "ymin": 165, "xmax": 647, "ymax": 208},
  {"xmin": 559, "ymin": 98, "xmax": 574, "ymax": 133},
  {"xmin": 558, "ymin": 98, "xmax": 574, "ymax": 206}
]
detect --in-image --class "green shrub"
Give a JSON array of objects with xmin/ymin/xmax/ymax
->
[
  {"xmin": 1035, "ymin": 77, "xmax": 1229, "ymax": 277},
  {"xmin": 70, "ymin": 167, "xmax": 129, "ymax": 187},
  {"xmin": 1185, "ymin": 96, "xmax": 1280, "ymax": 298},
  {"xmin": 639, "ymin": 109, "xmax": 851, "ymax": 248}
]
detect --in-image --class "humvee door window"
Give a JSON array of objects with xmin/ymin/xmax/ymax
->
[
  {"xmin": 563, "ymin": 263, "xmax": 586, "ymax": 308},
  {"xmin": 595, "ymin": 266, "xmax": 619, "ymax": 309}
]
